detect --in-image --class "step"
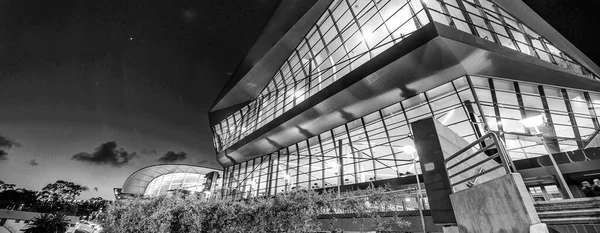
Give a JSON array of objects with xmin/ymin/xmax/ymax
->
[
  {"xmin": 538, "ymin": 208, "xmax": 600, "ymax": 219},
  {"xmin": 540, "ymin": 216, "xmax": 600, "ymax": 225}
]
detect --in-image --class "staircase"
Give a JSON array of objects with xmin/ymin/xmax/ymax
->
[{"xmin": 535, "ymin": 197, "xmax": 600, "ymax": 232}]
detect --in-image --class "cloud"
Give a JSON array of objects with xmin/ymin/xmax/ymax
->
[
  {"xmin": 93, "ymin": 187, "xmax": 98, "ymax": 192},
  {"xmin": 157, "ymin": 151, "xmax": 187, "ymax": 163},
  {"xmin": 29, "ymin": 159, "xmax": 39, "ymax": 166},
  {"xmin": 0, "ymin": 135, "xmax": 20, "ymax": 161},
  {"xmin": 140, "ymin": 148, "xmax": 157, "ymax": 155},
  {"xmin": 71, "ymin": 141, "xmax": 137, "ymax": 167}
]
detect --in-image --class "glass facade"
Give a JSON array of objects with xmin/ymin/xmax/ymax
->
[
  {"xmin": 143, "ymin": 173, "xmax": 207, "ymax": 197},
  {"xmin": 425, "ymin": 0, "xmax": 597, "ymax": 79},
  {"xmin": 221, "ymin": 75, "xmax": 600, "ymax": 199},
  {"xmin": 211, "ymin": 0, "xmax": 599, "ymax": 153},
  {"xmin": 212, "ymin": 0, "xmax": 430, "ymax": 152}
]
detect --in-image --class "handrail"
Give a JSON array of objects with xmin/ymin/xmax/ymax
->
[
  {"xmin": 444, "ymin": 132, "xmax": 515, "ymax": 192},
  {"xmin": 582, "ymin": 128, "xmax": 600, "ymax": 149}
]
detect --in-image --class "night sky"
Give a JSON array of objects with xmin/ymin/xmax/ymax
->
[{"xmin": 0, "ymin": 0, "xmax": 598, "ymax": 200}]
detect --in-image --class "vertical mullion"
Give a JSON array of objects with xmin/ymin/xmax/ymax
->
[
  {"xmin": 241, "ymin": 162, "xmax": 249, "ymax": 198},
  {"xmin": 465, "ymin": 75, "xmax": 490, "ymax": 132},
  {"xmin": 256, "ymin": 157, "xmax": 263, "ymax": 197},
  {"xmin": 248, "ymin": 159, "xmax": 256, "ymax": 198},
  {"xmin": 492, "ymin": 4, "xmax": 521, "ymax": 52},
  {"xmin": 452, "ymin": 80, "xmax": 481, "ymax": 139},
  {"xmin": 370, "ymin": 0, "xmax": 397, "ymax": 42},
  {"xmin": 488, "ymin": 78, "xmax": 505, "ymax": 133},
  {"xmin": 584, "ymin": 92, "xmax": 600, "ymax": 129},
  {"xmin": 307, "ymin": 139, "xmax": 313, "ymax": 188},
  {"xmin": 345, "ymin": 0, "xmax": 374, "ymax": 59},
  {"xmin": 345, "ymin": 124, "xmax": 359, "ymax": 184},
  {"xmin": 561, "ymin": 89, "xmax": 584, "ymax": 148},
  {"xmin": 318, "ymin": 134, "xmax": 326, "ymax": 188},
  {"xmin": 453, "ymin": 0, "xmax": 480, "ymax": 37},
  {"xmin": 274, "ymin": 152, "xmax": 281, "ymax": 195},
  {"xmin": 378, "ymin": 109, "xmax": 400, "ymax": 176},
  {"xmin": 294, "ymin": 144, "xmax": 300, "ymax": 188},
  {"xmin": 539, "ymin": 38, "xmax": 558, "ymax": 65},
  {"xmin": 513, "ymin": 82, "xmax": 532, "ymax": 135},
  {"xmin": 418, "ymin": 0, "xmax": 433, "ymax": 26},
  {"xmin": 437, "ymin": 0, "xmax": 459, "ymax": 29},
  {"xmin": 360, "ymin": 117, "xmax": 378, "ymax": 180},
  {"xmin": 472, "ymin": 0, "xmax": 500, "ymax": 43},
  {"xmin": 327, "ymin": 9, "xmax": 354, "ymax": 70},
  {"xmin": 538, "ymin": 86, "xmax": 560, "ymax": 153}
]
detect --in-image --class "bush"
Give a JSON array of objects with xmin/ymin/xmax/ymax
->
[{"xmin": 99, "ymin": 187, "xmax": 415, "ymax": 233}]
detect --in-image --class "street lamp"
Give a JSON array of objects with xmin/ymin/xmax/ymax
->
[
  {"xmin": 518, "ymin": 115, "xmax": 574, "ymax": 199},
  {"xmin": 400, "ymin": 145, "xmax": 427, "ymax": 233}
]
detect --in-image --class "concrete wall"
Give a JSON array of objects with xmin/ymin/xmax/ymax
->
[
  {"xmin": 412, "ymin": 117, "xmax": 506, "ymax": 224},
  {"xmin": 450, "ymin": 173, "xmax": 545, "ymax": 233},
  {"xmin": 433, "ymin": 120, "xmax": 506, "ymax": 192}
]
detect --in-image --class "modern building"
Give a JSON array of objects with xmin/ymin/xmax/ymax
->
[
  {"xmin": 0, "ymin": 209, "xmax": 79, "ymax": 233},
  {"xmin": 121, "ymin": 164, "xmax": 221, "ymax": 198},
  {"xmin": 209, "ymin": 0, "xmax": 600, "ymax": 207}
]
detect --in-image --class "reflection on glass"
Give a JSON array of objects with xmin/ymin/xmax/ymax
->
[{"xmin": 213, "ymin": 0, "xmax": 430, "ymax": 152}]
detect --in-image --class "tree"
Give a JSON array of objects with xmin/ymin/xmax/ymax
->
[
  {"xmin": 24, "ymin": 213, "xmax": 70, "ymax": 233},
  {"xmin": 37, "ymin": 180, "xmax": 86, "ymax": 203},
  {"xmin": 37, "ymin": 180, "xmax": 87, "ymax": 214},
  {"xmin": 0, "ymin": 182, "xmax": 16, "ymax": 192}
]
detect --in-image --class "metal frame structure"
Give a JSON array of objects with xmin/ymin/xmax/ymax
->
[{"xmin": 121, "ymin": 164, "xmax": 221, "ymax": 197}]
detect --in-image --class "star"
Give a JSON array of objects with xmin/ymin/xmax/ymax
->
[{"xmin": 129, "ymin": 37, "xmax": 133, "ymax": 41}]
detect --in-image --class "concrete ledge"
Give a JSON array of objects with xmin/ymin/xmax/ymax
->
[{"xmin": 450, "ymin": 173, "xmax": 543, "ymax": 233}]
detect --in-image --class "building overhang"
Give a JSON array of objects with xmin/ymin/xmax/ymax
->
[
  {"xmin": 121, "ymin": 164, "xmax": 221, "ymax": 195},
  {"xmin": 216, "ymin": 22, "xmax": 600, "ymax": 167},
  {"xmin": 209, "ymin": 0, "xmax": 331, "ymax": 116}
]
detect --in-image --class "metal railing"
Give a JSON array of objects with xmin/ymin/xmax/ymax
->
[{"xmin": 444, "ymin": 132, "xmax": 515, "ymax": 192}]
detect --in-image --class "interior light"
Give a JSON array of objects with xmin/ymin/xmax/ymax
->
[
  {"xmin": 326, "ymin": 161, "xmax": 340, "ymax": 170},
  {"xmin": 518, "ymin": 114, "xmax": 545, "ymax": 128},
  {"xmin": 400, "ymin": 145, "xmax": 417, "ymax": 154}
]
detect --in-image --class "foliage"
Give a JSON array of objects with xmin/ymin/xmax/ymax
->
[
  {"xmin": 38, "ymin": 180, "xmax": 87, "ymax": 203},
  {"xmin": 0, "ymin": 180, "xmax": 107, "ymax": 216},
  {"xmin": 24, "ymin": 212, "xmax": 70, "ymax": 233},
  {"xmin": 100, "ymin": 186, "xmax": 418, "ymax": 233},
  {"xmin": 0, "ymin": 182, "xmax": 16, "ymax": 192}
]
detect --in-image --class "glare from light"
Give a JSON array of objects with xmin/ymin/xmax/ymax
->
[
  {"xmin": 518, "ymin": 114, "xmax": 545, "ymax": 128},
  {"xmin": 248, "ymin": 180, "xmax": 257, "ymax": 187},
  {"xmin": 294, "ymin": 90, "xmax": 304, "ymax": 98},
  {"xmin": 282, "ymin": 174, "xmax": 291, "ymax": 181},
  {"xmin": 400, "ymin": 145, "xmax": 417, "ymax": 154},
  {"xmin": 362, "ymin": 28, "xmax": 374, "ymax": 43},
  {"xmin": 326, "ymin": 161, "xmax": 340, "ymax": 170}
]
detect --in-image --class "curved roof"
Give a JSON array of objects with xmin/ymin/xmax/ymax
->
[{"xmin": 121, "ymin": 164, "xmax": 221, "ymax": 195}]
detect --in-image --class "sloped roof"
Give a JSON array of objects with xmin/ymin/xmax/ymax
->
[{"xmin": 121, "ymin": 164, "xmax": 221, "ymax": 195}]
